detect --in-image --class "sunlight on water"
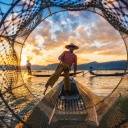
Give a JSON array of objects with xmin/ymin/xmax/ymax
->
[
  {"xmin": 22, "ymin": 70, "xmax": 128, "ymax": 98},
  {"xmin": 1, "ymin": 70, "xmax": 128, "ymax": 126}
]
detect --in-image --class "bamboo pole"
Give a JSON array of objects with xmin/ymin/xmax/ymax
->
[{"xmin": 43, "ymin": 0, "xmax": 52, "ymax": 16}]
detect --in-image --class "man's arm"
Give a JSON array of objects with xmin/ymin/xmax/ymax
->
[
  {"xmin": 74, "ymin": 55, "xmax": 77, "ymax": 75},
  {"xmin": 58, "ymin": 51, "xmax": 65, "ymax": 60}
]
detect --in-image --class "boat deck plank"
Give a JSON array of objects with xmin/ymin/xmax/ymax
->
[
  {"xmin": 55, "ymin": 96, "xmax": 87, "ymax": 120},
  {"xmin": 56, "ymin": 95, "xmax": 87, "ymax": 116}
]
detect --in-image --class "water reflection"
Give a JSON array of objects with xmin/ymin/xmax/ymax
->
[
  {"xmin": 1, "ymin": 70, "xmax": 128, "ymax": 127},
  {"xmin": 21, "ymin": 70, "xmax": 128, "ymax": 98},
  {"xmin": 89, "ymin": 76, "xmax": 94, "ymax": 87}
]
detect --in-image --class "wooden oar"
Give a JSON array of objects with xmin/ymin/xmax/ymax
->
[
  {"xmin": 43, "ymin": 61, "xmax": 61, "ymax": 95},
  {"xmin": 82, "ymin": 71, "xmax": 89, "ymax": 76}
]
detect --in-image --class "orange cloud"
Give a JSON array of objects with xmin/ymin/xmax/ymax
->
[
  {"xmin": 22, "ymin": 11, "xmax": 126, "ymax": 65},
  {"xmin": 31, "ymin": 48, "xmax": 42, "ymax": 56}
]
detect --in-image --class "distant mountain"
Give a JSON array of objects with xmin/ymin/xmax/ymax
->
[
  {"xmin": 21, "ymin": 65, "xmax": 46, "ymax": 70},
  {"xmin": 21, "ymin": 60, "xmax": 127, "ymax": 70},
  {"xmin": 78, "ymin": 60, "xmax": 127, "ymax": 70},
  {"xmin": 47, "ymin": 63, "xmax": 58, "ymax": 70}
]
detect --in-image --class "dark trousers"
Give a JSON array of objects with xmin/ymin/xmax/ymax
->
[{"xmin": 27, "ymin": 67, "xmax": 31, "ymax": 75}]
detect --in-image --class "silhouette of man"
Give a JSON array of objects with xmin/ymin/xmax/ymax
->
[{"xmin": 26, "ymin": 60, "xmax": 32, "ymax": 75}]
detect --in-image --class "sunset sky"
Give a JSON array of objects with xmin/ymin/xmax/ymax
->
[
  {"xmin": 21, "ymin": 11, "xmax": 126, "ymax": 66},
  {"xmin": 0, "ymin": 1, "xmax": 127, "ymax": 66}
]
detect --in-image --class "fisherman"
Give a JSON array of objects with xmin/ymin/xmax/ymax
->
[
  {"xmin": 26, "ymin": 60, "xmax": 32, "ymax": 75},
  {"xmin": 44, "ymin": 43, "xmax": 79, "ymax": 95},
  {"xmin": 89, "ymin": 67, "xmax": 95, "ymax": 73}
]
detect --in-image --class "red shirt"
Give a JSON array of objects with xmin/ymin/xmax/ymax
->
[{"xmin": 58, "ymin": 51, "xmax": 77, "ymax": 73}]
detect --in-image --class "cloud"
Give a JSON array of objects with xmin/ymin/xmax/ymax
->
[
  {"xmin": 90, "ymin": 17, "xmax": 121, "ymax": 43},
  {"xmin": 68, "ymin": 12, "xmax": 79, "ymax": 17},
  {"xmin": 37, "ymin": 20, "xmax": 52, "ymax": 37},
  {"xmin": 25, "ymin": 19, "xmax": 51, "ymax": 47},
  {"xmin": 61, "ymin": 21, "xmax": 67, "ymax": 25},
  {"xmin": 23, "ymin": 11, "xmax": 126, "ymax": 65},
  {"xmin": 70, "ymin": 22, "xmax": 79, "ymax": 30},
  {"xmin": 31, "ymin": 48, "xmax": 42, "ymax": 56},
  {"xmin": 45, "ymin": 58, "xmax": 57, "ymax": 64},
  {"xmin": 77, "ymin": 57, "xmax": 91, "ymax": 64},
  {"xmin": 51, "ymin": 13, "xmax": 62, "ymax": 24},
  {"xmin": 25, "ymin": 35, "xmax": 37, "ymax": 46},
  {"xmin": 22, "ymin": 0, "xmax": 35, "ymax": 6},
  {"xmin": 98, "ymin": 43, "xmax": 126, "ymax": 56}
]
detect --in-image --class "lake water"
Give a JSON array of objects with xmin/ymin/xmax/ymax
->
[
  {"xmin": 23, "ymin": 70, "xmax": 128, "ymax": 98},
  {"xmin": 0, "ymin": 70, "xmax": 128, "ymax": 127}
]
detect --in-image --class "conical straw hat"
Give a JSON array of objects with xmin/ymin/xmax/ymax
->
[{"xmin": 65, "ymin": 43, "xmax": 79, "ymax": 50}]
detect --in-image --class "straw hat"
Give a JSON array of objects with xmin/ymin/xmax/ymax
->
[{"xmin": 65, "ymin": 43, "xmax": 79, "ymax": 50}]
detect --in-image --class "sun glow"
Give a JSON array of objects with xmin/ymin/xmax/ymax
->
[{"xmin": 20, "ymin": 55, "xmax": 27, "ymax": 66}]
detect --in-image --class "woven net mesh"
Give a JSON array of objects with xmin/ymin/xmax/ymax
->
[{"xmin": 0, "ymin": 0, "xmax": 128, "ymax": 128}]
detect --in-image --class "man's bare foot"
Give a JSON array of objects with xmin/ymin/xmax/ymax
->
[
  {"xmin": 43, "ymin": 83, "xmax": 49, "ymax": 95},
  {"xmin": 43, "ymin": 87, "xmax": 47, "ymax": 95},
  {"xmin": 45, "ymin": 83, "xmax": 49, "ymax": 88}
]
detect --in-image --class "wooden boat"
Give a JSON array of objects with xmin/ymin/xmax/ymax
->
[
  {"xmin": 32, "ymin": 71, "xmax": 84, "ymax": 77},
  {"xmin": 37, "ymin": 79, "xmax": 107, "ymax": 126},
  {"xmin": 90, "ymin": 71, "xmax": 127, "ymax": 76}
]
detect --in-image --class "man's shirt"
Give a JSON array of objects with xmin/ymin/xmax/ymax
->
[{"xmin": 58, "ymin": 51, "xmax": 77, "ymax": 72}]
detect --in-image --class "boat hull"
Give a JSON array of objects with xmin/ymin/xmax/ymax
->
[
  {"xmin": 32, "ymin": 71, "xmax": 83, "ymax": 77},
  {"xmin": 37, "ymin": 79, "xmax": 107, "ymax": 127},
  {"xmin": 90, "ymin": 71, "xmax": 126, "ymax": 76}
]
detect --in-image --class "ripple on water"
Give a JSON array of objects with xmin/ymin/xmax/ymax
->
[{"xmin": 1, "ymin": 70, "xmax": 128, "ymax": 127}]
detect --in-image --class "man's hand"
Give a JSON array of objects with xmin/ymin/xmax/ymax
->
[
  {"xmin": 73, "ymin": 72, "xmax": 76, "ymax": 77},
  {"xmin": 58, "ymin": 57, "xmax": 61, "ymax": 60}
]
